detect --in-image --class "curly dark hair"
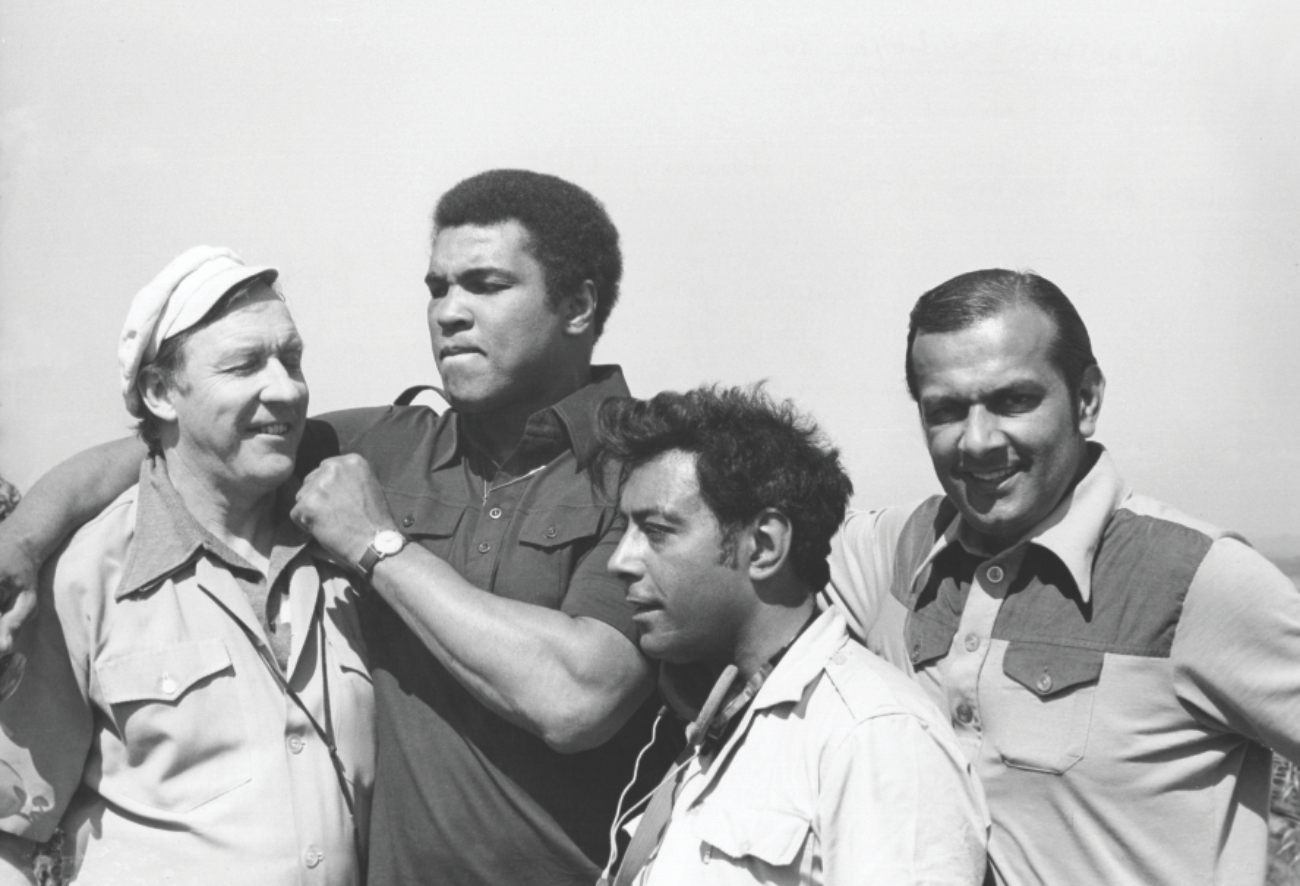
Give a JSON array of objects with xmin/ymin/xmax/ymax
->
[
  {"xmin": 433, "ymin": 169, "xmax": 623, "ymax": 339},
  {"xmin": 596, "ymin": 384, "xmax": 853, "ymax": 590},
  {"xmin": 906, "ymin": 269, "xmax": 1099, "ymax": 406}
]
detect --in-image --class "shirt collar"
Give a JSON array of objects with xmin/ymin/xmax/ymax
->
[
  {"xmin": 117, "ymin": 456, "xmax": 308, "ymax": 599},
  {"xmin": 428, "ymin": 364, "xmax": 631, "ymax": 471},
  {"xmin": 920, "ymin": 442, "xmax": 1128, "ymax": 604},
  {"xmin": 749, "ymin": 608, "xmax": 852, "ymax": 712}
]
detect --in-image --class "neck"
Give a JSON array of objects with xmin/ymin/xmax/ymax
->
[
  {"xmin": 162, "ymin": 450, "xmax": 279, "ymax": 570},
  {"xmin": 464, "ymin": 364, "xmax": 591, "ymax": 465},
  {"xmin": 730, "ymin": 589, "xmax": 816, "ymax": 681}
]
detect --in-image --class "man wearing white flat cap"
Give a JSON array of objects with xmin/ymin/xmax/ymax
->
[{"xmin": 0, "ymin": 248, "xmax": 374, "ymax": 885}]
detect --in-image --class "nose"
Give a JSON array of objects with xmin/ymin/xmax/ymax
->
[
  {"xmin": 958, "ymin": 405, "xmax": 1005, "ymax": 459},
  {"xmin": 262, "ymin": 358, "xmax": 308, "ymax": 406},
  {"xmin": 429, "ymin": 284, "xmax": 473, "ymax": 336},
  {"xmin": 607, "ymin": 529, "xmax": 644, "ymax": 583}
]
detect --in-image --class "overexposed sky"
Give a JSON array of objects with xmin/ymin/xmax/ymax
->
[{"xmin": 2, "ymin": 1, "xmax": 1298, "ymax": 542}]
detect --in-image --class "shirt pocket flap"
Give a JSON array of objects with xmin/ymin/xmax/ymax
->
[
  {"xmin": 693, "ymin": 805, "xmax": 811, "ymax": 867},
  {"xmin": 384, "ymin": 490, "xmax": 464, "ymax": 539},
  {"xmin": 518, "ymin": 506, "xmax": 604, "ymax": 550},
  {"xmin": 97, "ymin": 639, "xmax": 233, "ymax": 705},
  {"xmin": 1003, "ymin": 641, "xmax": 1103, "ymax": 697}
]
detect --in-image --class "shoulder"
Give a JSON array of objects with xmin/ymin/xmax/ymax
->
[
  {"xmin": 307, "ymin": 405, "xmax": 448, "ymax": 470},
  {"xmin": 43, "ymin": 484, "xmax": 141, "ymax": 617},
  {"xmin": 820, "ymin": 637, "xmax": 949, "ymax": 729}
]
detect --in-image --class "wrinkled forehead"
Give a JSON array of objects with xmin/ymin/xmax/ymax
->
[{"xmin": 175, "ymin": 286, "xmax": 300, "ymax": 358}]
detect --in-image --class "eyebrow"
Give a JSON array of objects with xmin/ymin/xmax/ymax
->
[{"xmin": 623, "ymin": 505, "xmax": 685, "ymax": 525}]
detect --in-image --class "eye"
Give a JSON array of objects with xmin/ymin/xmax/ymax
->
[
  {"xmin": 922, "ymin": 402, "xmax": 966, "ymax": 426},
  {"xmin": 994, "ymin": 391, "xmax": 1041, "ymax": 414},
  {"xmin": 427, "ymin": 279, "xmax": 449, "ymax": 300}
]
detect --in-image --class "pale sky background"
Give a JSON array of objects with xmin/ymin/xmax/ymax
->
[{"xmin": 2, "ymin": 1, "xmax": 1298, "ymax": 548}]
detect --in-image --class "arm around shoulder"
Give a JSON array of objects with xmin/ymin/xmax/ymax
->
[{"xmin": 0, "ymin": 437, "xmax": 144, "ymax": 653}]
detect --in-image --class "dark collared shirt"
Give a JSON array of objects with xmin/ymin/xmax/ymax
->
[{"xmin": 303, "ymin": 365, "xmax": 658, "ymax": 886}]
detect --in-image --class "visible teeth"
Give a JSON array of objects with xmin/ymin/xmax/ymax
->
[
  {"xmin": 258, "ymin": 423, "xmax": 290, "ymax": 435},
  {"xmin": 969, "ymin": 467, "xmax": 1016, "ymax": 482}
]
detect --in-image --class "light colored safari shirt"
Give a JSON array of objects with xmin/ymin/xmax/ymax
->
[
  {"xmin": 635, "ymin": 609, "xmax": 988, "ymax": 886},
  {"xmin": 825, "ymin": 444, "xmax": 1300, "ymax": 886},
  {"xmin": 0, "ymin": 458, "xmax": 375, "ymax": 886}
]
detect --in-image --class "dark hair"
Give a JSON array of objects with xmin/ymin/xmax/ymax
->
[
  {"xmin": 135, "ymin": 275, "xmax": 279, "ymax": 455},
  {"xmin": 433, "ymin": 170, "xmax": 623, "ymax": 339},
  {"xmin": 905, "ymin": 269, "xmax": 1098, "ymax": 403},
  {"xmin": 596, "ymin": 384, "xmax": 853, "ymax": 590}
]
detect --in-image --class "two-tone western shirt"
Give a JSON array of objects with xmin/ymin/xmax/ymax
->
[{"xmin": 824, "ymin": 445, "xmax": 1300, "ymax": 885}]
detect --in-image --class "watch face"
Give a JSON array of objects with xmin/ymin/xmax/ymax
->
[{"xmin": 374, "ymin": 530, "xmax": 407, "ymax": 555}]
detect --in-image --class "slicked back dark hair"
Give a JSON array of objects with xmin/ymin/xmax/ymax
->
[
  {"xmin": 905, "ymin": 268, "xmax": 1099, "ymax": 405},
  {"xmin": 433, "ymin": 169, "xmax": 623, "ymax": 340},
  {"xmin": 596, "ymin": 384, "xmax": 853, "ymax": 591}
]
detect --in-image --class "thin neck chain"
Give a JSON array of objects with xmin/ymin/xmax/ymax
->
[{"xmin": 481, "ymin": 464, "xmax": 546, "ymax": 505}]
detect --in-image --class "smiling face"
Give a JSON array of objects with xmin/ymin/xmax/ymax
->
[
  {"xmin": 152, "ymin": 285, "xmax": 308, "ymax": 501},
  {"xmin": 425, "ymin": 221, "xmax": 589, "ymax": 424},
  {"xmin": 607, "ymin": 449, "xmax": 754, "ymax": 666},
  {"xmin": 911, "ymin": 304, "xmax": 1103, "ymax": 552}
]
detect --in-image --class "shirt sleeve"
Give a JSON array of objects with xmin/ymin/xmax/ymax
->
[
  {"xmin": 0, "ymin": 562, "xmax": 94, "ymax": 842},
  {"xmin": 559, "ymin": 511, "xmax": 636, "ymax": 643},
  {"xmin": 1171, "ymin": 538, "xmax": 1300, "ymax": 760},
  {"xmin": 818, "ymin": 713, "xmax": 989, "ymax": 885},
  {"xmin": 822, "ymin": 504, "xmax": 918, "ymax": 639}
]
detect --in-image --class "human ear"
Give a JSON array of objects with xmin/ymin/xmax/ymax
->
[
  {"xmin": 747, "ymin": 509, "xmax": 793, "ymax": 582},
  {"xmin": 139, "ymin": 367, "xmax": 179, "ymax": 423},
  {"xmin": 561, "ymin": 280, "xmax": 597, "ymax": 337},
  {"xmin": 1077, "ymin": 365, "xmax": 1105, "ymax": 438}
]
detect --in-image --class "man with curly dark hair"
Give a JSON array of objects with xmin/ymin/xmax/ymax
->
[
  {"xmin": 595, "ymin": 385, "xmax": 988, "ymax": 886},
  {"xmin": 0, "ymin": 170, "xmax": 661, "ymax": 886}
]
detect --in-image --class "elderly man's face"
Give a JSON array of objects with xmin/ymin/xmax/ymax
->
[
  {"xmin": 608, "ymin": 449, "xmax": 752, "ymax": 666},
  {"xmin": 911, "ymin": 305, "xmax": 1101, "ymax": 552},
  {"xmin": 425, "ymin": 221, "xmax": 578, "ymax": 420},
  {"xmin": 166, "ymin": 285, "xmax": 308, "ymax": 498}
]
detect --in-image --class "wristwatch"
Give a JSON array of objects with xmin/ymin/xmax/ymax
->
[{"xmin": 357, "ymin": 529, "xmax": 409, "ymax": 578}]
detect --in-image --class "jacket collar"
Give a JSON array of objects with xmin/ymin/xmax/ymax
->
[{"xmin": 916, "ymin": 443, "xmax": 1128, "ymax": 604}]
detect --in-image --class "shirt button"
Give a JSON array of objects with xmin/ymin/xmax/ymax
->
[
  {"xmin": 955, "ymin": 703, "xmax": 974, "ymax": 724},
  {"xmin": 986, "ymin": 565, "xmax": 1005, "ymax": 583},
  {"xmin": 288, "ymin": 734, "xmax": 305, "ymax": 754},
  {"xmin": 304, "ymin": 846, "xmax": 323, "ymax": 868},
  {"xmin": 831, "ymin": 651, "xmax": 847, "ymax": 665},
  {"xmin": 478, "ymin": 542, "xmax": 491, "ymax": 553},
  {"xmin": 158, "ymin": 673, "xmax": 177, "ymax": 695},
  {"xmin": 489, "ymin": 507, "xmax": 503, "ymax": 519},
  {"xmin": 910, "ymin": 642, "xmax": 921, "ymax": 663},
  {"xmin": 545, "ymin": 526, "xmax": 558, "ymax": 539},
  {"xmin": 402, "ymin": 515, "xmax": 414, "ymax": 528},
  {"xmin": 1036, "ymin": 673, "xmax": 1053, "ymax": 694},
  {"xmin": 964, "ymin": 633, "xmax": 981, "ymax": 652}
]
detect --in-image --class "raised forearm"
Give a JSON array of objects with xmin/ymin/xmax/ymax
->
[{"xmin": 371, "ymin": 545, "xmax": 653, "ymax": 751}]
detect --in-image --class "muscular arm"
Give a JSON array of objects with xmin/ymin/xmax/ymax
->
[
  {"xmin": 293, "ymin": 453, "xmax": 654, "ymax": 753},
  {"xmin": 0, "ymin": 438, "xmax": 145, "ymax": 654}
]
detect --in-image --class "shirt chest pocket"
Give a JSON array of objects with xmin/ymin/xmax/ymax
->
[
  {"xmin": 497, "ymin": 506, "xmax": 606, "ymax": 606},
  {"xmin": 691, "ymin": 804, "xmax": 811, "ymax": 877},
  {"xmin": 96, "ymin": 639, "xmax": 250, "ymax": 812},
  {"xmin": 986, "ymin": 641, "xmax": 1104, "ymax": 774}
]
